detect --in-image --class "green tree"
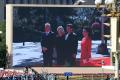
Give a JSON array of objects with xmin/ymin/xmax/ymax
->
[{"xmin": 0, "ymin": 21, "xmax": 7, "ymax": 68}]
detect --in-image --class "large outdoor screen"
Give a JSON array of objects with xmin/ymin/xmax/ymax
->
[{"xmin": 12, "ymin": 6, "xmax": 111, "ymax": 67}]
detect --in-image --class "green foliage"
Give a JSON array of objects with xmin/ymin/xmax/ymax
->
[
  {"xmin": 0, "ymin": 21, "xmax": 7, "ymax": 68},
  {"xmin": 14, "ymin": 7, "xmax": 103, "ymax": 42}
]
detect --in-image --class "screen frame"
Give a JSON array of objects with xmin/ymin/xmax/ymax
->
[{"xmin": 6, "ymin": 4, "xmax": 112, "ymax": 73}]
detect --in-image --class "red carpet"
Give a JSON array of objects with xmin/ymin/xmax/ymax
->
[{"xmin": 80, "ymin": 57, "xmax": 111, "ymax": 67}]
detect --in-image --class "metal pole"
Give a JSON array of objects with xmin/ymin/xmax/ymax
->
[
  {"xmin": 92, "ymin": 74, "xmax": 93, "ymax": 80},
  {"xmin": 101, "ymin": 12, "xmax": 104, "ymax": 44},
  {"xmin": 67, "ymin": 76, "xmax": 69, "ymax": 80},
  {"xmin": 101, "ymin": 7, "xmax": 106, "ymax": 44},
  {"xmin": 114, "ymin": 52, "xmax": 119, "ymax": 80},
  {"xmin": 101, "ymin": 60, "xmax": 104, "ymax": 80},
  {"xmin": 55, "ymin": 74, "xmax": 57, "ymax": 80}
]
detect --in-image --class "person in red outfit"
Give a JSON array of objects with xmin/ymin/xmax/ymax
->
[{"xmin": 81, "ymin": 27, "xmax": 92, "ymax": 64}]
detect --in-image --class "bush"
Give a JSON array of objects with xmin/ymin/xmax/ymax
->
[{"xmin": 0, "ymin": 21, "xmax": 7, "ymax": 68}]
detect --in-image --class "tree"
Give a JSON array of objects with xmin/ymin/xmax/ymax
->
[
  {"xmin": 14, "ymin": 7, "xmax": 105, "ymax": 41},
  {"xmin": 0, "ymin": 21, "xmax": 7, "ymax": 68}
]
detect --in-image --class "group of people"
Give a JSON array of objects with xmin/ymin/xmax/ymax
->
[
  {"xmin": 41, "ymin": 22, "xmax": 92, "ymax": 67},
  {"xmin": 0, "ymin": 70, "xmax": 23, "ymax": 80},
  {"xmin": 0, "ymin": 70, "xmax": 54, "ymax": 80}
]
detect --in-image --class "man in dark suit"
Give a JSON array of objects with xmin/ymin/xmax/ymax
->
[
  {"xmin": 41, "ymin": 23, "xmax": 55, "ymax": 67},
  {"xmin": 65, "ymin": 24, "xmax": 78, "ymax": 66}
]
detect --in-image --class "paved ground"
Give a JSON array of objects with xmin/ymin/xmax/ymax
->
[{"xmin": 12, "ymin": 40, "xmax": 110, "ymax": 67}]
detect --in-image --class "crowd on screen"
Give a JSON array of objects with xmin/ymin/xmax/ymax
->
[
  {"xmin": 41, "ymin": 22, "xmax": 92, "ymax": 67},
  {"xmin": 0, "ymin": 70, "xmax": 57, "ymax": 80},
  {"xmin": 0, "ymin": 70, "xmax": 114, "ymax": 80}
]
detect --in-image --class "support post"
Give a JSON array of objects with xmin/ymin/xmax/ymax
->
[
  {"xmin": 110, "ymin": 17, "xmax": 119, "ymax": 80},
  {"xmin": 67, "ymin": 76, "xmax": 69, "ymax": 80},
  {"xmin": 114, "ymin": 52, "xmax": 119, "ymax": 79}
]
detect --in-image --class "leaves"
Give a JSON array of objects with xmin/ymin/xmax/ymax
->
[
  {"xmin": 13, "ymin": 7, "xmax": 106, "ymax": 42},
  {"xmin": 0, "ymin": 21, "xmax": 7, "ymax": 68}
]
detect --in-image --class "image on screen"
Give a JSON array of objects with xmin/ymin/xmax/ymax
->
[{"xmin": 13, "ymin": 7, "xmax": 111, "ymax": 67}]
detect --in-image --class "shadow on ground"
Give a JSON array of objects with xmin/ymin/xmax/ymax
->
[{"xmin": 13, "ymin": 58, "xmax": 43, "ymax": 67}]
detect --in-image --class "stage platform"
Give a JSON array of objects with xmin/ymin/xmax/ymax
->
[
  {"xmin": 31, "ymin": 67, "xmax": 115, "ymax": 74},
  {"xmin": 79, "ymin": 57, "xmax": 110, "ymax": 67}
]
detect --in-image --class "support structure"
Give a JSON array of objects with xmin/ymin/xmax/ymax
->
[
  {"xmin": 6, "ymin": 4, "xmax": 13, "ymax": 68},
  {"xmin": 110, "ymin": 17, "xmax": 119, "ymax": 79},
  {"xmin": 114, "ymin": 52, "xmax": 119, "ymax": 79}
]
